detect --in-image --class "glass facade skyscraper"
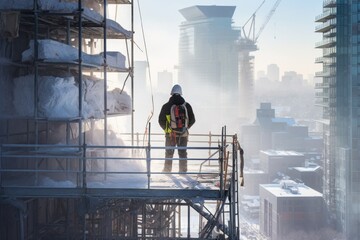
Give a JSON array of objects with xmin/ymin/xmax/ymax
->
[
  {"xmin": 178, "ymin": 5, "xmax": 240, "ymax": 129},
  {"xmin": 315, "ymin": 0, "xmax": 360, "ymax": 238}
]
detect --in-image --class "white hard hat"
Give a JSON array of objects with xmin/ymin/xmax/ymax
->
[{"xmin": 170, "ymin": 84, "xmax": 182, "ymax": 95}]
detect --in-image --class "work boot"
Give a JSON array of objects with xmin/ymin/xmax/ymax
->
[
  {"xmin": 162, "ymin": 165, "xmax": 172, "ymax": 173},
  {"xmin": 179, "ymin": 162, "xmax": 187, "ymax": 173},
  {"xmin": 163, "ymin": 160, "xmax": 172, "ymax": 172}
]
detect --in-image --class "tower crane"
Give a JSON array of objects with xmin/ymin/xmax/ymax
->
[
  {"xmin": 238, "ymin": 0, "xmax": 282, "ymax": 122},
  {"xmin": 241, "ymin": 0, "xmax": 282, "ymax": 48}
]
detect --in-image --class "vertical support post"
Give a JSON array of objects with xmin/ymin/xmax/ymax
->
[
  {"xmin": 136, "ymin": 132, "xmax": 139, "ymax": 146},
  {"xmin": 141, "ymin": 204, "xmax": 146, "ymax": 239},
  {"xmin": 220, "ymin": 126, "xmax": 226, "ymax": 197},
  {"xmin": 19, "ymin": 208, "xmax": 25, "ymax": 240},
  {"xmin": 146, "ymin": 122, "xmax": 151, "ymax": 189},
  {"xmin": 66, "ymin": 19, "xmax": 70, "ymax": 45},
  {"xmin": 33, "ymin": 0, "xmax": 40, "ymax": 187},
  {"xmin": 34, "ymin": 0, "xmax": 39, "ymax": 145},
  {"xmin": 0, "ymin": 145, "xmax": 2, "ymax": 187},
  {"xmin": 82, "ymin": 143, "xmax": 87, "ymax": 189},
  {"xmin": 219, "ymin": 127, "xmax": 224, "ymax": 197},
  {"xmin": 83, "ymin": 213, "xmax": 87, "ymax": 240},
  {"xmin": 26, "ymin": 119, "xmax": 29, "ymax": 144},
  {"xmin": 78, "ymin": 0, "xmax": 83, "ymax": 146},
  {"xmin": 187, "ymin": 205, "xmax": 191, "ymax": 238},
  {"xmin": 178, "ymin": 205, "xmax": 181, "ymax": 238},
  {"xmin": 208, "ymin": 131, "xmax": 211, "ymax": 158},
  {"xmin": 33, "ymin": 199, "xmax": 38, "ymax": 239},
  {"xmin": 66, "ymin": 122, "xmax": 70, "ymax": 145},
  {"xmin": 103, "ymin": 0, "xmax": 108, "ymax": 181},
  {"xmin": 131, "ymin": 1, "xmax": 134, "ymax": 146},
  {"xmin": 65, "ymin": 199, "xmax": 70, "ymax": 240},
  {"xmin": 103, "ymin": 0, "xmax": 108, "ymax": 147}
]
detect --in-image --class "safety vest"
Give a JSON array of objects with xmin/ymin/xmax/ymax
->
[{"xmin": 165, "ymin": 114, "xmax": 172, "ymax": 133}]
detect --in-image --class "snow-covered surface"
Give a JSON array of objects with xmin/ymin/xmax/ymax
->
[
  {"xmin": 0, "ymin": 0, "xmax": 132, "ymax": 38},
  {"xmin": 261, "ymin": 182, "xmax": 322, "ymax": 197},
  {"xmin": 13, "ymin": 74, "xmax": 132, "ymax": 118},
  {"xmin": 1, "ymin": 0, "xmax": 102, "ymax": 22},
  {"xmin": 106, "ymin": 19, "xmax": 133, "ymax": 38},
  {"xmin": 22, "ymin": 39, "xmax": 126, "ymax": 70}
]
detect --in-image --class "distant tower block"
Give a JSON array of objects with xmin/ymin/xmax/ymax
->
[
  {"xmin": 157, "ymin": 70, "xmax": 173, "ymax": 94},
  {"xmin": 267, "ymin": 64, "xmax": 280, "ymax": 82},
  {"xmin": 238, "ymin": 50, "xmax": 255, "ymax": 123}
]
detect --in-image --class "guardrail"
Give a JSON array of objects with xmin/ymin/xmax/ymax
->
[{"xmin": 0, "ymin": 127, "xmax": 237, "ymax": 195}]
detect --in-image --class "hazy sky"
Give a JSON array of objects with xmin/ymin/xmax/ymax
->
[{"xmin": 132, "ymin": 0, "xmax": 323, "ymax": 82}]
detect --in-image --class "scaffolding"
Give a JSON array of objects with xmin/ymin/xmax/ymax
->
[
  {"xmin": 0, "ymin": 127, "xmax": 242, "ymax": 239},
  {"xmin": 0, "ymin": 1, "xmax": 242, "ymax": 239}
]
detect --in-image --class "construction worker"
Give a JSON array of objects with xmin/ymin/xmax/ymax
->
[{"xmin": 158, "ymin": 84, "xmax": 195, "ymax": 173}]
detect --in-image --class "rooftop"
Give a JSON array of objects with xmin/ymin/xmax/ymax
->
[
  {"xmin": 260, "ymin": 181, "xmax": 322, "ymax": 197},
  {"xmin": 271, "ymin": 117, "xmax": 296, "ymax": 126},
  {"xmin": 260, "ymin": 150, "xmax": 304, "ymax": 157},
  {"xmin": 292, "ymin": 166, "xmax": 321, "ymax": 172},
  {"xmin": 179, "ymin": 5, "xmax": 236, "ymax": 21}
]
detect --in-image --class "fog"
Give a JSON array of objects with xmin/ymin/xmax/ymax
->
[{"xmin": 0, "ymin": 0, "xmax": 351, "ymax": 239}]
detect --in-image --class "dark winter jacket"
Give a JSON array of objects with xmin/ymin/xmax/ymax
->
[{"xmin": 158, "ymin": 94, "xmax": 195, "ymax": 134}]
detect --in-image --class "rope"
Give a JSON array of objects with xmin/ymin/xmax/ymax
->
[
  {"xmin": 238, "ymin": 142, "xmax": 244, "ymax": 186},
  {"xmin": 136, "ymin": 0, "xmax": 155, "ymax": 147}
]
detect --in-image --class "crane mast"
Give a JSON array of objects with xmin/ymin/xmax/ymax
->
[{"xmin": 238, "ymin": 0, "xmax": 282, "ymax": 123}]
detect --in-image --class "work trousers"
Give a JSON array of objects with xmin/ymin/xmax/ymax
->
[{"xmin": 163, "ymin": 133, "xmax": 188, "ymax": 172}]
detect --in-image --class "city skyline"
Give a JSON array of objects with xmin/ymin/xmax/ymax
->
[{"xmin": 132, "ymin": 0, "xmax": 323, "ymax": 84}]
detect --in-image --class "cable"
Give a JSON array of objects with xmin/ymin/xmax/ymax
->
[{"xmin": 136, "ymin": 0, "xmax": 155, "ymax": 147}]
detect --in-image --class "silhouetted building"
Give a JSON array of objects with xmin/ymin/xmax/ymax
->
[
  {"xmin": 288, "ymin": 164, "xmax": 323, "ymax": 193},
  {"xmin": 281, "ymin": 71, "xmax": 304, "ymax": 87},
  {"xmin": 260, "ymin": 181, "xmax": 324, "ymax": 240},
  {"xmin": 157, "ymin": 70, "xmax": 173, "ymax": 94},
  {"xmin": 178, "ymin": 5, "xmax": 240, "ymax": 128},
  {"xmin": 315, "ymin": 1, "xmax": 360, "ymax": 238},
  {"xmin": 267, "ymin": 64, "xmax": 280, "ymax": 82},
  {"xmin": 259, "ymin": 150, "xmax": 305, "ymax": 180},
  {"xmin": 241, "ymin": 169, "xmax": 268, "ymax": 196},
  {"xmin": 241, "ymin": 103, "xmax": 323, "ymax": 158}
]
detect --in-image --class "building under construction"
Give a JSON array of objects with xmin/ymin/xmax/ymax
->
[{"xmin": 0, "ymin": 1, "xmax": 242, "ymax": 239}]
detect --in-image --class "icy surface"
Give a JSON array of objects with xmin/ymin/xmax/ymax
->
[
  {"xmin": 0, "ymin": 0, "xmax": 132, "ymax": 37},
  {"xmin": 106, "ymin": 19, "xmax": 133, "ymax": 38},
  {"xmin": 22, "ymin": 39, "xmax": 126, "ymax": 69},
  {"xmin": 0, "ymin": 0, "xmax": 101, "ymax": 22},
  {"xmin": 38, "ymin": 129, "xmax": 147, "ymax": 188},
  {"xmin": 13, "ymin": 75, "xmax": 132, "ymax": 118}
]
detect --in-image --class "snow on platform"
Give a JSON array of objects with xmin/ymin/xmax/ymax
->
[
  {"xmin": 0, "ymin": 0, "xmax": 132, "ymax": 38},
  {"xmin": 13, "ymin": 74, "xmax": 132, "ymax": 118},
  {"xmin": 22, "ymin": 39, "xmax": 126, "ymax": 70}
]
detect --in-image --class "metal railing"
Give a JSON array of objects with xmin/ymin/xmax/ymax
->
[{"xmin": 0, "ymin": 127, "xmax": 237, "ymax": 194}]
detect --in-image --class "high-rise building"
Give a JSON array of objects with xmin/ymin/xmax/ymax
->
[
  {"xmin": 315, "ymin": 0, "xmax": 360, "ymax": 238},
  {"xmin": 178, "ymin": 5, "xmax": 240, "ymax": 128},
  {"xmin": 157, "ymin": 70, "xmax": 173, "ymax": 94},
  {"xmin": 281, "ymin": 71, "xmax": 304, "ymax": 87},
  {"xmin": 267, "ymin": 64, "xmax": 280, "ymax": 82},
  {"xmin": 260, "ymin": 181, "xmax": 323, "ymax": 240}
]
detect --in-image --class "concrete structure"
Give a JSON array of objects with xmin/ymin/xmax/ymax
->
[
  {"xmin": 288, "ymin": 164, "xmax": 323, "ymax": 193},
  {"xmin": 267, "ymin": 64, "xmax": 280, "ymax": 82},
  {"xmin": 315, "ymin": 1, "xmax": 360, "ymax": 238},
  {"xmin": 178, "ymin": 5, "xmax": 240, "ymax": 127},
  {"xmin": 281, "ymin": 71, "xmax": 304, "ymax": 87},
  {"xmin": 241, "ymin": 103, "xmax": 323, "ymax": 158},
  {"xmin": 240, "ymin": 169, "xmax": 268, "ymax": 196},
  {"xmin": 260, "ymin": 181, "xmax": 323, "ymax": 240},
  {"xmin": 259, "ymin": 150, "xmax": 305, "ymax": 180}
]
